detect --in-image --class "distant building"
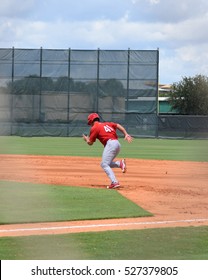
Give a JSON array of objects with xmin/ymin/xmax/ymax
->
[{"xmin": 158, "ymin": 84, "xmax": 177, "ymax": 114}]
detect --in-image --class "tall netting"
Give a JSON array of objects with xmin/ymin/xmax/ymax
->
[
  {"xmin": 0, "ymin": 48, "xmax": 159, "ymax": 137},
  {"xmin": 158, "ymin": 115, "xmax": 208, "ymax": 139}
]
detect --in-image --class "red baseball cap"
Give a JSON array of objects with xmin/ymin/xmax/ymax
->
[{"xmin": 87, "ymin": 113, "xmax": 99, "ymax": 125}]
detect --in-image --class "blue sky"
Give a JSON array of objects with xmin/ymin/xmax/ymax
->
[{"xmin": 0, "ymin": 0, "xmax": 208, "ymax": 84}]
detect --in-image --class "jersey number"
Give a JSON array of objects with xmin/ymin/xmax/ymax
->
[{"xmin": 104, "ymin": 125, "xmax": 114, "ymax": 132}]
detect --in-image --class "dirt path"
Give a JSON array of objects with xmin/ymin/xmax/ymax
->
[{"xmin": 0, "ymin": 155, "xmax": 208, "ymax": 237}]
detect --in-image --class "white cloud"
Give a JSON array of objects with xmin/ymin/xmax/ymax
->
[
  {"xmin": 130, "ymin": 0, "xmax": 208, "ymax": 23},
  {"xmin": 149, "ymin": 0, "xmax": 160, "ymax": 4},
  {"xmin": 0, "ymin": 0, "xmax": 36, "ymax": 17},
  {"xmin": 0, "ymin": 0, "xmax": 208, "ymax": 83}
]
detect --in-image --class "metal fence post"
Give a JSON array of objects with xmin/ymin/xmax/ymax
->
[
  {"xmin": 96, "ymin": 48, "xmax": 100, "ymax": 113},
  {"xmin": 67, "ymin": 48, "xmax": 71, "ymax": 136},
  {"xmin": 10, "ymin": 47, "xmax": 15, "ymax": 135},
  {"xmin": 39, "ymin": 47, "xmax": 43, "ymax": 122},
  {"xmin": 126, "ymin": 48, "xmax": 130, "ymax": 128},
  {"xmin": 156, "ymin": 48, "xmax": 160, "ymax": 138}
]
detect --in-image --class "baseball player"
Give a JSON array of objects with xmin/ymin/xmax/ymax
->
[{"xmin": 83, "ymin": 113, "xmax": 133, "ymax": 189}]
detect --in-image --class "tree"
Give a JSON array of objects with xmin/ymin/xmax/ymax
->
[
  {"xmin": 7, "ymin": 75, "xmax": 54, "ymax": 95},
  {"xmin": 7, "ymin": 75, "xmax": 40, "ymax": 95},
  {"xmin": 54, "ymin": 77, "xmax": 74, "ymax": 92},
  {"xmin": 169, "ymin": 75, "xmax": 208, "ymax": 115},
  {"xmin": 101, "ymin": 79, "xmax": 125, "ymax": 97}
]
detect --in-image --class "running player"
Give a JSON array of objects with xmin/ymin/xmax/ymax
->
[{"xmin": 83, "ymin": 113, "xmax": 133, "ymax": 189}]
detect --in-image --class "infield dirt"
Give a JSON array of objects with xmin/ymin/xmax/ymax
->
[{"xmin": 0, "ymin": 154, "xmax": 208, "ymax": 236}]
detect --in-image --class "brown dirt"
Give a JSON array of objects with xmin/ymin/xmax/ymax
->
[{"xmin": 0, "ymin": 154, "xmax": 208, "ymax": 237}]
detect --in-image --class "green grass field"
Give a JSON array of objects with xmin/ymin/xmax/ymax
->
[
  {"xmin": 0, "ymin": 136, "xmax": 208, "ymax": 161},
  {"xmin": 0, "ymin": 136, "xmax": 207, "ymax": 260},
  {"xmin": 0, "ymin": 181, "xmax": 151, "ymax": 224},
  {"xmin": 1, "ymin": 226, "xmax": 208, "ymax": 260}
]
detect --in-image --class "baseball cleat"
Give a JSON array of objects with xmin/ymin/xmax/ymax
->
[
  {"xmin": 107, "ymin": 182, "xmax": 120, "ymax": 189},
  {"xmin": 120, "ymin": 159, "xmax": 127, "ymax": 173}
]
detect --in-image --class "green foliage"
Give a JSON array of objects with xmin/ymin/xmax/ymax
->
[
  {"xmin": 99, "ymin": 79, "xmax": 126, "ymax": 97},
  {"xmin": 7, "ymin": 75, "xmax": 125, "ymax": 96},
  {"xmin": 169, "ymin": 75, "xmax": 208, "ymax": 115},
  {"xmin": 54, "ymin": 76, "xmax": 72, "ymax": 91}
]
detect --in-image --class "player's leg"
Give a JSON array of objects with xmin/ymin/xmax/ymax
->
[
  {"xmin": 104, "ymin": 139, "xmax": 121, "ymax": 168},
  {"xmin": 109, "ymin": 141, "xmax": 126, "ymax": 173},
  {"xmin": 101, "ymin": 140, "xmax": 120, "ymax": 184}
]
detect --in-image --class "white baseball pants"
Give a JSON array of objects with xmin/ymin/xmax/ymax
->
[{"xmin": 101, "ymin": 139, "xmax": 121, "ymax": 184}]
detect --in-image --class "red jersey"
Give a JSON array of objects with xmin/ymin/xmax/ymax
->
[{"xmin": 89, "ymin": 122, "xmax": 118, "ymax": 146}]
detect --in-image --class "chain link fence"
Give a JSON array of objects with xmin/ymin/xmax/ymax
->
[{"xmin": 0, "ymin": 48, "xmax": 207, "ymax": 138}]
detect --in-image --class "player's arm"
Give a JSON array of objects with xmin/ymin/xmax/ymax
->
[
  {"xmin": 116, "ymin": 124, "xmax": 133, "ymax": 143},
  {"xmin": 83, "ymin": 126, "xmax": 97, "ymax": 145},
  {"xmin": 82, "ymin": 134, "xmax": 94, "ymax": 145}
]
